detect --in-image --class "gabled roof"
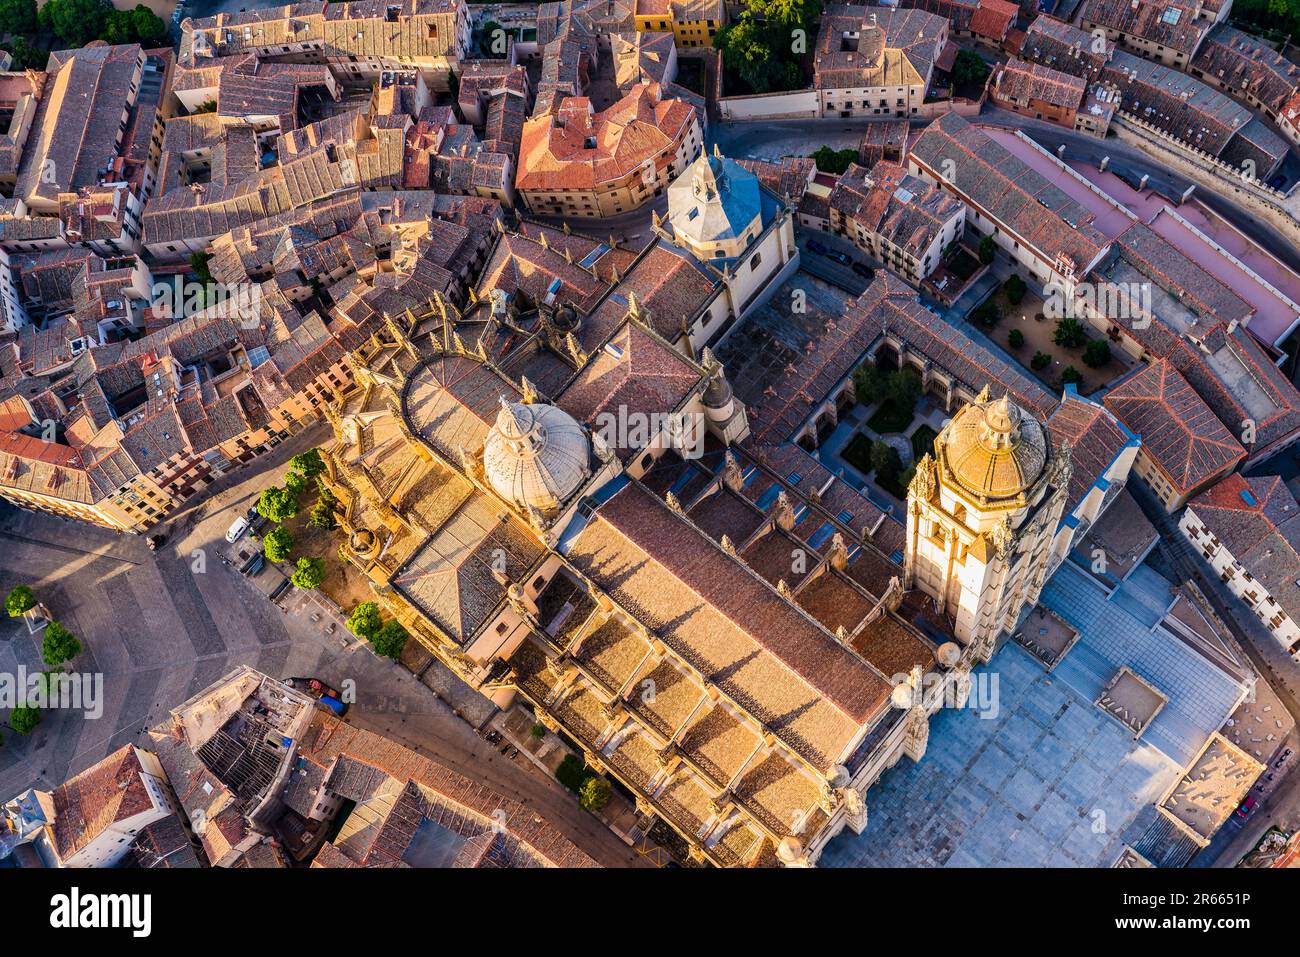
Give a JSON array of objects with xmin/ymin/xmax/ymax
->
[
  {"xmin": 1102, "ymin": 359, "xmax": 1245, "ymax": 495},
  {"xmin": 50, "ymin": 745, "xmax": 156, "ymax": 862}
]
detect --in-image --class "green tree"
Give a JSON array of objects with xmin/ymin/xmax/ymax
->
[
  {"xmin": 1005, "ymin": 274, "xmax": 1027, "ymax": 306},
  {"xmin": 978, "ymin": 235, "xmax": 996, "ymax": 265},
  {"xmin": 531, "ymin": 723, "xmax": 546, "ymax": 739},
  {"xmin": 41, "ymin": 621, "xmax": 80, "ymax": 667},
  {"xmin": 5, "ymin": 585, "xmax": 35, "ymax": 618},
  {"xmin": 1083, "ymin": 339, "xmax": 1111, "ymax": 368},
  {"xmin": 951, "ymin": 49, "xmax": 991, "ymax": 90},
  {"xmin": 347, "ymin": 601, "xmax": 383, "ymax": 641},
  {"xmin": 887, "ymin": 369, "xmax": 922, "ymax": 416},
  {"xmin": 263, "ymin": 526, "xmax": 295, "ymax": 562},
  {"xmin": 972, "ymin": 299, "xmax": 1000, "ymax": 327},
  {"xmin": 1031, "ymin": 351, "xmax": 1052, "ymax": 371},
  {"xmin": 9, "ymin": 703, "xmax": 39, "ymax": 735},
  {"xmin": 578, "ymin": 776, "xmax": 613, "ymax": 812},
  {"xmin": 1061, "ymin": 366, "xmax": 1084, "ymax": 386},
  {"xmin": 258, "ymin": 485, "xmax": 299, "ymax": 523},
  {"xmin": 0, "ymin": 0, "xmax": 37, "ymax": 37},
  {"xmin": 290, "ymin": 448, "xmax": 326, "ymax": 479},
  {"xmin": 1008, "ymin": 329, "xmax": 1025, "ymax": 349},
  {"xmin": 811, "ymin": 145, "xmax": 857, "ymax": 174},
  {"xmin": 852, "ymin": 363, "xmax": 889, "ymax": 405},
  {"xmin": 130, "ymin": 4, "xmax": 166, "ymax": 45},
  {"xmin": 1054, "ymin": 317, "xmax": 1086, "ymax": 348},
  {"xmin": 556, "ymin": 754, "xmax": 589, "ymax": 792},
  {"xmin": 870, "ymin": 441, "xmax": 903, "ymax": 485},
  {"xmin": 284, "ymin": 470, "xmax": 308, "ymax": 498},
  {"xmin": 714, "ymin": 0, "xmax": 821, "ymax": 94},
  {"xmin": 372, "ymin": 620, "xmax": 409, "ymax": 658},
  {"xmin": 309, "ymin": 499, "xmax": 339, "ymax": 531},
  {"xmin": 0, "ymin": 37, "xmax": 45, "ymax": 71},
  {"xmin": 40, "ymin": 0, "xmax": 110, "ymax": 47},
  {"xmin": 290, "ymin": 556, "xmax": 324, "ymax": 590}
]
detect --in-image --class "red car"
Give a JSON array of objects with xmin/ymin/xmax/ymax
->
[{"xmin": 1235, "ymin": 796, "xmax": 1257, "ymax": 818}]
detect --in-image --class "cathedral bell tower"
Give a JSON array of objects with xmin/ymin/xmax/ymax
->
[{"xmin": 904, "ymin": 388, "xmax": 1071, "ymax": 659}]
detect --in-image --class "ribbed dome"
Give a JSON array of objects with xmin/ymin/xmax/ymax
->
[
  {"xmin": 483, "ymin": 399, "xmax": 590, "ymax": 512},
  {"xmin": 941, "ymin": 393, "xmax": 1047, "ymax": 501}
]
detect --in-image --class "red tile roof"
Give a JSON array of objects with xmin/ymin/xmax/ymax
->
[{"xmin": 1103, "ymin": 359, "xmax": 1245, "ymax": 496}]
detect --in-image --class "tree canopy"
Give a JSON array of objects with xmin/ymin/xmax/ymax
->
[
  {"xmin": 291, "ymin": 556, "xmax": 324, "ymax": 590},
  {"xmin": 371, "ymin": 619, "xmax": 409, "ymax": 658},
  {"xmin": 579, "ymin": 776, "xmax": 613, "ymax": 812},
  {"xmin": 0, "ymin": 0, "xmax": 36, "ymax": 38},
  {"xmin": 258, "ymin": 485, "xmax": 299, "ymax": 523},
  {"xmin": 290, "ymin": 448, "xmax": 326, "ymax": 479},
  {"xmin": 5, "ymin": 585, "xmax": 35, "ymax": 618},
  {"xmin": 347, "ymin": 601, "xmax": 383, "ymax": 640},
  {"xmin": 9, "ymin": 703, "xmax": 39, "ymax": 734},
  {"xmin": 41, "ymin": 621, "xmax": 81, "ymax": 667},
  {"xmin": 263, "ymin": 526, "xmax": 295, "ymax": 563},
  {"xmin": 715, "ymin": 0, "xmax": 821, "ymax": 94}
]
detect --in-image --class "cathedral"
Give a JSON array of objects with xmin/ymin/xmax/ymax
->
[{"xmin": 905, "ymin": 388, "xmax": 1073, "ymax": 660}]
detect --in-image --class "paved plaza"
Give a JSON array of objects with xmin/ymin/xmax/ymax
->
[{"xmin": 821, "ymin": 642, "xmax": 1180, "ymax": 867}]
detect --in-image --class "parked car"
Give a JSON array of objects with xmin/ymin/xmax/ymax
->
[
  {"xmin": 806, "ymin": 239, "xmax": 828, "ymax": 255},
  {"xmin": 286, "ymin": 676, "xmax": 342, "ymax": 700},
  {"xmin": 851, "ymin": 262, "xmax": 875, "ymax": 279},
  {"xmin": 828, "ymin": 250, "xmax": 851, "ymax": 265},
  {"xmin": 248, "ymin": 513, "xmax": 271, "ymax": 537},
  {"xmin": 1235, "ymin": 796, "xmax": 1257, "ymax": 818},
  {"xmin": 225, "ymin": 516, "xmax": 249, "ymax": 543},
  {"xmin": 286, "ymin": 677, "xmax": 348, "ymax": 715},
  {"xmin": 146, "ymin": 534, "xmax": 167, "ymax": 551}
]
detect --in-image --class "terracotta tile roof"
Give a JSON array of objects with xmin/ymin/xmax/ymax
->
[
  {"xmin": 1103, "ymin": 359, "xmax": 1245, "ymax": 495},
  {"xmin": 1019, "ymin": 13, "xmax": 1110, "ymax": 81},
  {"xmin": 517, "ymin": 83, "xmax": 697, "ymax": 192},
  {"xmin": 1191, "ymin": 24, "xmax": 1300, "ymax": 116},
  {"xmin": 557, "ymin": 318, "xmax": 703, "ymax": 438},
  {"xmin": 300, "ymin": 712, "xmax": 599, "ymax": 867},
  {"xmin": 563, "ymin": 479, "xmax": 893, "ymax": 769},
  {"xmin": 1188, "ymin": 473, "xmax": 1300, "ymax": 630},
  {"xmin": 1047, "ymin": 390, "xmax": 1134, "ymax": 515},
  {"xmin": 1080, "ymin": 0, "xmax": 1211, "ymax": 57},
  {"xmin": 51, "ymin": 745, "xmax": 156, "ymax": 862},
  {"xmin": 830, "ymin": 160, "xmax": 964, "ymax": 258},
  {"xmin": 994, "ymin": 57, "xmax": 1086, "ymax": 110},
  {"xmin": 815, "ymin": 6, "xmax": 947, "ymax": 91},
  {"xmin": 911, "ymin": 112, "xmax": 1109, "ymax": 278}
]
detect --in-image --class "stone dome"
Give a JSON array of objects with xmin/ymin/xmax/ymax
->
[
  {"xmin": 483, "ymin": 398, "xmax": 591, "ymax": 513},
  {"xmin": 940, "ymin": 393, "xmax": 1047, "ymax": 502}
]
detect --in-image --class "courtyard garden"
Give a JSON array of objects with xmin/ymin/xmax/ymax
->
[{"xmin": 967, "ymin": 277, "xmax": 1133, "ymax": 394}]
